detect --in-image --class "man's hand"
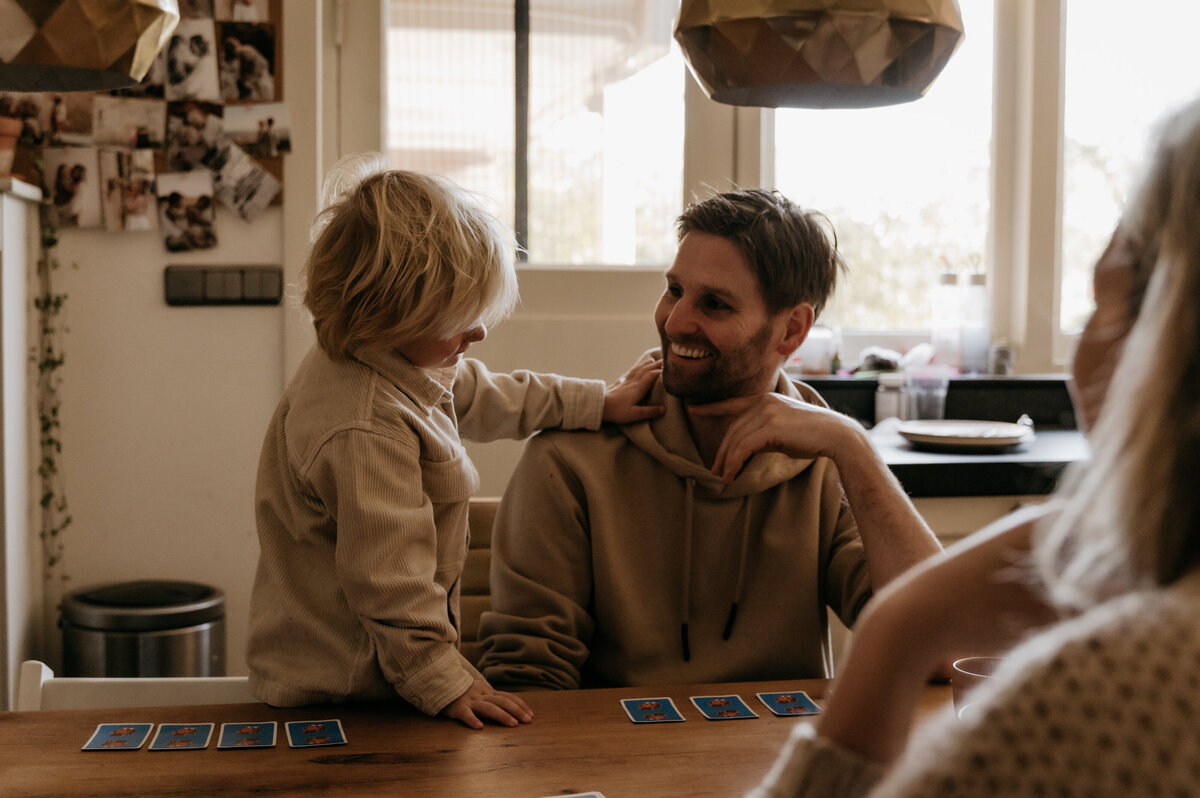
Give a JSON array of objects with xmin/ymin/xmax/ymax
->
[
  {"xmin": 602, "ymin": 353, "xmax": 665, "ymax": 424},
  {"xmin": 440, "ymin": 679, "xmax": 534, "ymax": 730},
  {"xmin": 689, "ymin": 393, "xmax": 857, "ymax": 483}
]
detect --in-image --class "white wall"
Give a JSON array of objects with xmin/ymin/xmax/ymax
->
[
  {"xmin": 21, "ymin": 4, "xmax": 328, "ymax": 677},
  {"xmin": 49, "ymin": 209, "xmax": 285, "ymax": 675}
]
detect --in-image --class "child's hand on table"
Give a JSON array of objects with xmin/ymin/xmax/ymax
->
[{"xmin": 441, "ymin": 679, "xmax": 534, "ymax": 730}]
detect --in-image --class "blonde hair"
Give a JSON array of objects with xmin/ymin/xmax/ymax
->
[
  {"xmin": 1035, "ymin": 97, "xmax": 1200, "ymax": 609},
  {"xmin": 303, "ymin": 153, "xmax": 519, "ymax": 359}
]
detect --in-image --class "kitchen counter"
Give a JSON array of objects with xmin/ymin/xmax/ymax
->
[
  {"xmin": 869, "ymin": 425, "xmax": 1088, "ymax": 498},
  {"xmin": 801, "ymin": 374, "xmax": 1087, "ymax": 498}
]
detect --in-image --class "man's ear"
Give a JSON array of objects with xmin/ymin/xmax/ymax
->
[{"xmin": 777, "ymin": 303, "xmax": 816, "ymax": 357}]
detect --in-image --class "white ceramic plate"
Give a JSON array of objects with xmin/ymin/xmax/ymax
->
[{"xmin": 896, "ymin": 420, "xmax": 1035, "ymax": 452}]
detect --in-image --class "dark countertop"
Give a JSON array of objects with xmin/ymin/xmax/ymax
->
[
  {"xmin": 799, "ymin": 374, "xmax": 1087, "ymax": 498},
  {"xmin": 868, "ymin": 426, "xmax": 1088, "ymax": 498}
]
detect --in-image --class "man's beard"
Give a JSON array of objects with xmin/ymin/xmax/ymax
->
[{"xmin": 660, "ymin": 321, "xmax": 776, "ymax": 405}]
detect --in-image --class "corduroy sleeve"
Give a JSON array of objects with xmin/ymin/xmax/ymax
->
[
  {"xmin": 452, "ymin": 358, "xmax": 604, "ymax": 443},
  {"xmin": 308, "ymin": 427, "xmax": 476, "ymax": 715}
]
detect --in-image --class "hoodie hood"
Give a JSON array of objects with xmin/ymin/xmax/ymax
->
[
  {"xmin": 617, "ymin": 350, "xmax": 833, "ymax": 659},
  {"xmin": 619, "ymin": 356, "xmax": 825, "ymax": 498}
]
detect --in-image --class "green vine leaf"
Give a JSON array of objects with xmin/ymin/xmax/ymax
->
[{"xmin": 33, "ymin": 172, "xmax": 71, "ymax": 587}]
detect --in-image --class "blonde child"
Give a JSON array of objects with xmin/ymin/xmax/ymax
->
[{"xmin": 247, "ymin": 153, "xmax": 661, "ymax": 729}]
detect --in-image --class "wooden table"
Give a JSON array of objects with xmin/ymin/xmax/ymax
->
[{"xmin": 1, "ymin": 679, "xmax": 952, "ymax": 797}]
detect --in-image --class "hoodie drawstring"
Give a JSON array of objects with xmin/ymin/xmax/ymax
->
[
  {"xmin": 723, "ymin": 504, "xmax": 751, "ymax": 640},
  {"xmin": 680, "ymin": 478, "xmax": 694, "ymax": 661},
  {"xmin": 680, "ymin": 482, "xmax": 752, "ymax": 659}
]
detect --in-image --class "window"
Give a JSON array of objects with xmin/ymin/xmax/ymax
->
[
  {"xmin": 774, "ymin": 1, "xmax": 995, "ymax": 331},
  {"xmin": 385, "ymin": 0, "xmax": 684, "ymax": 266},
  {"xmin": 1060, "ymin": 0, "xmax": 1200, "ymax": 332},
  {"xmin": 379, "ymin": 0, "xmax": 1183, "ymax": 370}
]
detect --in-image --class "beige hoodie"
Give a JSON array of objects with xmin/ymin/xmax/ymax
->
[{"xmin": 478, "ymin": 370, "xmax": 872, "ymax": 690}]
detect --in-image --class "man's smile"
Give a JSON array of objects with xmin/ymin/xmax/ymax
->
[{"xmin": 669, "ymin": 342, "xmax": 712, "ymax": 360}]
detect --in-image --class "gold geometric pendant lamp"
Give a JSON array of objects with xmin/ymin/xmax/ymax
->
[
  {"xmin": 0, "ymin": 0, "xmax": 180, "ymax": 92},
  {"xmin": 675, "ymin": 0, "xmax": 965, "ymax": 108}
]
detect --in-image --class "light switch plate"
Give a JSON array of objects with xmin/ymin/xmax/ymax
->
[{"xmin": 165, "ymin": 265, "xmax": 283, "ymax": 306}]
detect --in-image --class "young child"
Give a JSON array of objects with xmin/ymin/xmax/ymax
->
[{"xmin": 247, "ymin": 153, "xmax": 662, "ymax": 729}]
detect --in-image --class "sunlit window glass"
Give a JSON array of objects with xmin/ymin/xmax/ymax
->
[
  {"xmin": 773, "ymin": 1, "xmax": 994, "ymax": 331},
  {"xmin": 386, "ymin": 0, "xmax": 684, "ymax": 267},
  {"xmin": 1060, "ymin": 0, "xmax": 1200, "ymax": 332}
]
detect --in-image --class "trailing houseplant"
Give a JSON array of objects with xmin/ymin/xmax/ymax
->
[{"xmin": 33, "ymin": 161, "xmax": 72, "ymax": 630}]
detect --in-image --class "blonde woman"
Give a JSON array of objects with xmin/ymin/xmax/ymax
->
[
  {"xmin": 750, "ymin": 96, "xmax": 1200, "ymax": 797},
  {"xmin": 247, "ymin": 154, "xmax": 662, "ymax": 729}
]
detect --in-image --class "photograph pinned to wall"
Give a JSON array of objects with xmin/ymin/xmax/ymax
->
[
  {"xmin": 203, "ymin": 138, "xmax": 279, "ymax": 221},
  {"xmin": 180, "ymin": 0, "xmax": 215, "ymax": 18},
  {"xmin": 48, "ymin": 93, "xmax": 96, "ymax": 146},
  {"xmin": 42, "ymin": 147, "xmax": 103, "ymax": 229},
  {"xmin": 217, "ymin": 0, "xmax": 269, "ymax": 23},
  {"xmin": 0, "ymin": 92, "xmax": 51, "ymax": 146},
  {"xmin": 93, "ymin": 96, "xmax": 166, "ymax": 149},
  {"xmin": 111, "ymin": 49, "xmax": 167, "ymax": 98},
  {"xmin": 100, "ymin": 150, "xmax": 158, "ymax": 233},
  {"xmin": 218, "ymin": 22, "xmax": 277, "ymax": 102},
  {"xmin": 157, "ymin": 170, "xmax": 218, "ymax": 252},
  {"xmin": 166, "ymin": 100, "xmax": 223, "ymax": 170},
  {"xmin": 223, "ymin": 102, "xmax": 289, "ymax": 158},
  {"xmin": 165, "ymin": 18, "xmax": 223, "ymax": 103}
]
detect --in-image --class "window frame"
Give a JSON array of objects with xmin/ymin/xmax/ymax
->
[{"xmin": 342, "ymin": 0, "xmax": 1074, "ymax": 373}]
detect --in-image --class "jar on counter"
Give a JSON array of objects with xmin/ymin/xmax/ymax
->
[{"xmin": 875, "ymin": 371, "xmax": 907, "ymax": 424}]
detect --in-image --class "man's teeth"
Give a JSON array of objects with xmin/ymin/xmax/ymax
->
[{"xmin": 671, "ymin": 343, "xmax": 710, "ymax": 359}]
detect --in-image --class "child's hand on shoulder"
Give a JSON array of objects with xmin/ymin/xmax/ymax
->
[
  {"xmin": 603, "ymin": 353, "xmax": 665, "ymax": 424},
  {"xmin": 441, "ymin": 679, "xmax": 533, "ymax": 730}
]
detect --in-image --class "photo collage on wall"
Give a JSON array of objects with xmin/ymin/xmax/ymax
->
[{"xmin": 0, "ymin": 0, "xmax": 288, "ymax": 253}]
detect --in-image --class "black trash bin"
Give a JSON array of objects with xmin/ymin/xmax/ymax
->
[{"xmin": 61, "ymin": 580, "xmax": 226, "ymax": 677}]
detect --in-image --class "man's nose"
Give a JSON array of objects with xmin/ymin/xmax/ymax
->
[
  {"xmin": 466, "ymin": 324, "xmax": 487, "ymax": 344},
  {"xmin": 662, "ymin": 302, "xmax": 696, "ymax": 337}
]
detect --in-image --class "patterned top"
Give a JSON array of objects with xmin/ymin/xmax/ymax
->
[{"xmin": 748, "ymin": 570, "xmax": 1200, "ymax": 798}]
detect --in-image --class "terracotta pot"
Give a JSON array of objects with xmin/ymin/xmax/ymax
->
[{"xmin": 0, "ymin": 116, "xmax": 20, "ymax": 177}]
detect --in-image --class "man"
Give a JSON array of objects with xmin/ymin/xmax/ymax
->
[{"xmin": 477, "ymin": 188, "xmax": 942, "ymax": 690}]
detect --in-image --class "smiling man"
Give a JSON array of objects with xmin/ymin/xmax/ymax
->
[{"xmin": 477, "ymin": 189, "xmax": 942, "ymax": 690}]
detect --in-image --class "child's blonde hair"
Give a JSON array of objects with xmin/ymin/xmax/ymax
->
[{"xmin": 303, "ymin": 153, "xmax": 519, "ymax": 359}]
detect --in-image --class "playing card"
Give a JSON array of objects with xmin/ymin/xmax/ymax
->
[
  {"xmin": 82, "ymin": 723, "xmax": 154, "ymax": 751},
  {"xmin": 148, "ymin": 723, "xmax": 214, "ymax": 750},
  {"xmin": 218, "ymin": 721, "xmax": 278, "ymax": 749},
  {"xmin": 285, "ymin": 719, "xmax": 348, "ymax": 747},
  {"xmin": 689, "ymin": 694, "xmax": 758, "ymax": 720},
  {"xmin": 755, "ymin": 691, "xmax": 821, "ymax": 716},
  {"xmin": 620, "ymin": 697, "xmax": 685, "ymax": 723}
]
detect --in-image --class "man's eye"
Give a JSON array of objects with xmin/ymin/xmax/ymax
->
[
  {"xmin": 703, "ymin": 296, "xmax": 729, "ymax": 311},
  {"xmin": 665, "ymin": 284, "xmax": 682, "ymax": 298}
]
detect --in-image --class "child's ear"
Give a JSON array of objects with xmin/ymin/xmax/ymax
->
[{"xmin": 777, "ymin": 303, "xmax": 815, "ymax": 358}]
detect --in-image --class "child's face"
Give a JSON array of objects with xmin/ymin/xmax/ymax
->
[{"xmin": 397, "ymin": 324, "xmax": 487, "ymax": 369}]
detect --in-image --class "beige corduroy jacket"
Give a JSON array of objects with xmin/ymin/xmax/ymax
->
[{"xmin": 247, "ymin": 344, "xmax": 603, "ymax": 715}]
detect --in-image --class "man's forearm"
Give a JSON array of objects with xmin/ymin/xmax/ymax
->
[{"xmin": 833, "ymin": 426, "xmax": 943, "ymax": 588}]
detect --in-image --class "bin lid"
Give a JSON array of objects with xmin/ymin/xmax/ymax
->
[{"xmin": 62, "ymin": 580, "xmax": 225, "ymax": 631}]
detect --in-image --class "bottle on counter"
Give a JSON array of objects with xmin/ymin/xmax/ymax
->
[
  {"xmin": 931, "ymin": 270, "xmax": 961, "ymax": 370},
  {"xmin": 875, "ymin": 371, "xmax": 908, "ymax": 424},
  {"xmin": 960, "ymin": 272, "xmax": 990, "ymax": 374}
]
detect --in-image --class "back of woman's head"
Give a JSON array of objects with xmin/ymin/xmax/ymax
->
[
  {"xmin": 303, "ymin": 153, "xmax": 519, "ymax": 359},
  {"xmin": 1038, "ymin": 97, "xmax": 1200, "ymax": 608}
]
